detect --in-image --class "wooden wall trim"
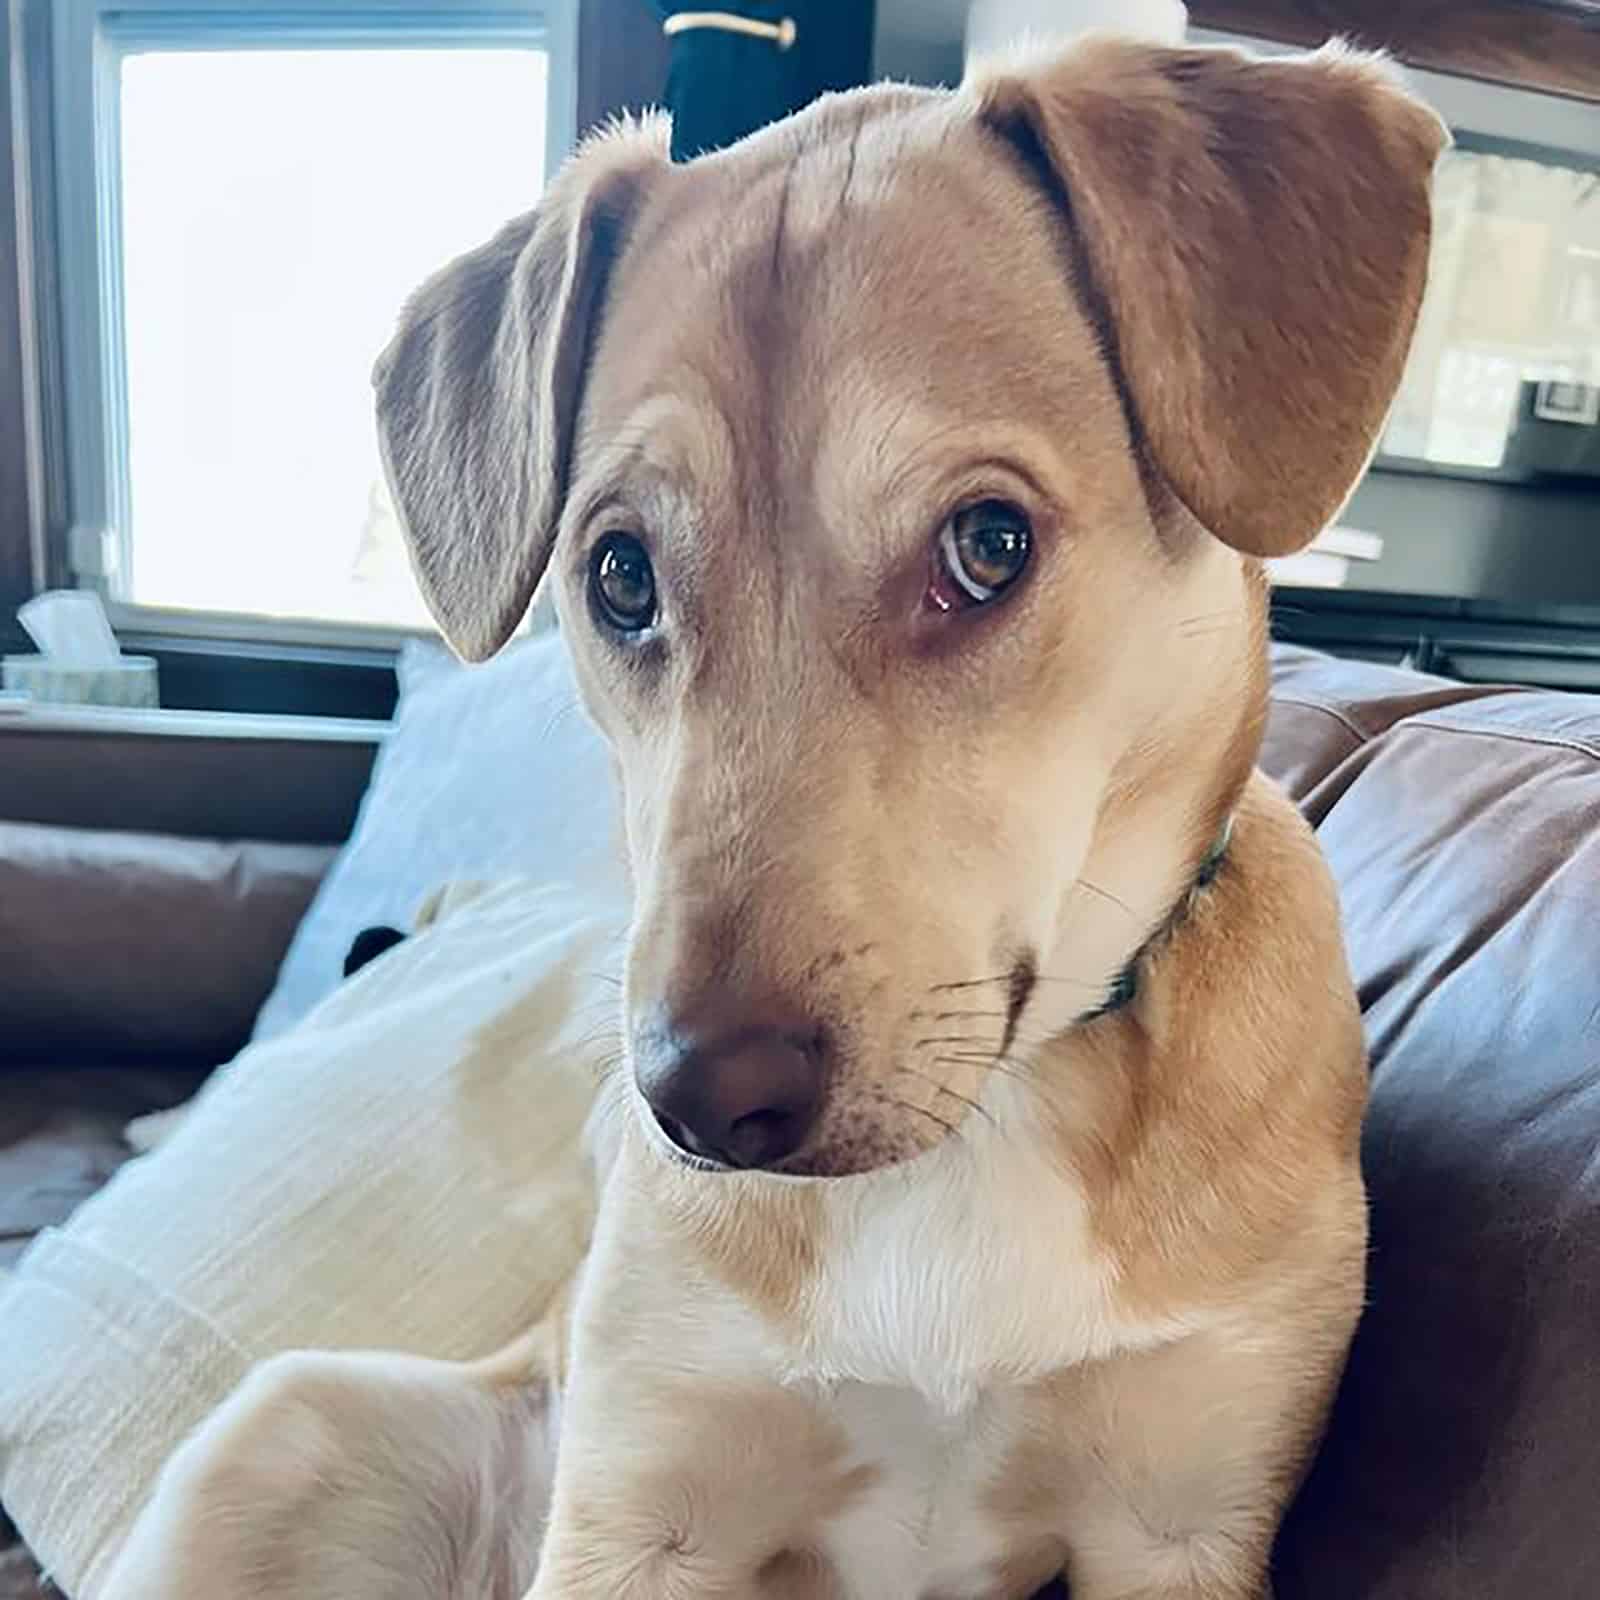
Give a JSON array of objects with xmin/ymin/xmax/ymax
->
[{"xmin": 1187, "ymin": 2, "xmax": 1600, "ymax": 103}]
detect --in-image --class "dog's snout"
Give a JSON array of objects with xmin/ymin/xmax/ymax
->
[{"xmin": 636, "ymin": 1013, "xmax": 825, "ymax": 1172}]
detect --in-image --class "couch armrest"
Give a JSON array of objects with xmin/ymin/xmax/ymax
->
[
  {"xmin": 0, "ymin": 822, "xmax": 334, "ymax": 1066},
  {"xmin": 0, "ymin": 706, "xmax": 383, "ymax": 845}
]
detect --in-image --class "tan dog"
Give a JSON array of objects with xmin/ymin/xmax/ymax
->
[{"xmin": 101, "ymin": 35, "xmax": 1442, "ymax": 1600}]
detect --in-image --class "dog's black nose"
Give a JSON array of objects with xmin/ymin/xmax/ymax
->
[{"xmin": 636, "ymin": 1017, "xmax": 824, "ymax": 1171}]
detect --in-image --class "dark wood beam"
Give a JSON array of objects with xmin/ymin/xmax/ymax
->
[
  {"xmin": 1187, "ymin": 1, "xmax": 1600, "ymax": 102},
  {"xmin": 1, "ymin": 3, "xmax": 37, "ymax": 627},
  {"xmin": 577, "ymin": 0, "xmax": 670, "ymax": 136}
]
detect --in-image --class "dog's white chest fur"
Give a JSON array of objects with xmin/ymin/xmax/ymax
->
[
  {"xmin": 794, "ymin": 1092, "xmax": 1191, "ymax": 1394},
  {"xmin": 774, "ymin": 1124, "xmax": 1165, "ymax": 1596},
  {"xmin": 565, "ymin": 1099, "xmax": 1211, "ymax": 1599},
  {"xmin": 600, "ymin": 1111, "xmax": 1197, "ymax": 1598},
  {"xmin": 812, "ymin": 1382, "xmax": 1026, "ymax": 1600}
]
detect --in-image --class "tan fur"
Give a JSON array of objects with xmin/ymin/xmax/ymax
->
[
  {"xmin": 104, "ymin": 35, "xmax": 1443, "ymax": 1600},
  {"xmin": 1054, "ymin": 775, "xmax": 1369, "ymax": 1315},
  {"xmin": 972, "ymin": 37, "xmax": 1444, "ymax": 559}
]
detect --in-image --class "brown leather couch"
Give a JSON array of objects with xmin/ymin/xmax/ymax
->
[
  {"xmin": 0, "ymin": 822, "xmax": 333, "ymax": 1274},
  {"xmin": 2, "ymin": 642, "xmax": 1598, "ymax": 1597}
]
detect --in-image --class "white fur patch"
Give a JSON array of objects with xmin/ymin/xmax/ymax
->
[
  {"xmin": 797, "ymin": 1078, "xmax": 1196, "ymax": 1405},
  {"xmin": 813, "ymin": 1383, "xmax": 1024, "ymax": 1599}
]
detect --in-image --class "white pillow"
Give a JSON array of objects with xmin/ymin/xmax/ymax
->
[
  {"xmin": 252, "ymin": 630, "xmax": 626, "ymax": 1041},
  {"xmin": 0, "ymin": 879, "xmax": 625, "ymax": 1598}
]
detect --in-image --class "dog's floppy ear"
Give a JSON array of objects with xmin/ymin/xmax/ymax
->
[
  {"xmin": 974, "ymin": 38, "xmax": 1446, "ymax": 557},
  {"xmin": 373, "ymin": 118, "xmax": 668, "ymax": 661}
]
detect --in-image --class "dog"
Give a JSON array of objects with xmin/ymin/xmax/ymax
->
[{"xmin": 100, "ymin": 34, "xmax": 1442, "ymax": 1600}]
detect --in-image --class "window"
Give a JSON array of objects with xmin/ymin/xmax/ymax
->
[
  {"xmin": 47, "ymin": 2, "xmax": 575, "ymax": 640},
  {"xmin": 1377, "ymin": 137, "xmax": 1600, "ymax": 482}
]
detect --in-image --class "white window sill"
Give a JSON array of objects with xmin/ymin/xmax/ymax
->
[{"xmin": 0, "ymin": 696, "xmax": 387, "ymax": 743}]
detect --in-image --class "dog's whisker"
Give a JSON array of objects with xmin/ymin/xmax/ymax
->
[
  {"xmin": 928, "ymin": 1052, "xmax": 1032, "ymax": 1086},
  {"xmin": 890, "ymin": 1066, "xmax": 997, "ymax": 1129},
  {"xmin": 930, "ymin": 972, "xmax": 1058, "ymax": 994},
  {"xmin": 914, "ymin": 1041, "xmax": 1013, "ymax": 1070},
  {"xmin": 928, "ymin": 1049, "xmax": 1036, "ymax": 1088},
  {"xmin": 936, "ymin": 1089, "xmax": 993, "ymax": 1125},
  {"xmin": 588, "ymin": 1049, "xmax": 629, "ymax": 1085},
  {"xmin": 934, "ymin": 966, "xmax": 1107, "ymax": 992},
  {"xmin": 1072, "ymin": 878, "xmax": 1140, "ymax": 920},
  {"xmin": 535, "ymin": 701, "xmax": 585, "ymax": 739},
  {"xmin": 882, "ymin": 1096, "xmax": 962, "ymax": 1144},
  {"xmin": 932, "ymin": 972, "xmax": 1104, "ymax": 995}
]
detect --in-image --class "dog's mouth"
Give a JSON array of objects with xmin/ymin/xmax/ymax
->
[
  {"xmin": 644, "ymin": 1103, "xmax": 830, "ymax": 1178},
  {"xmin": 633, "ymin": 958, "xmax": 1031, "ymax": 1180},
  {"xmin": 642, "ymin": 1079, "xmax": 981, "ymax": 1182},
  {"xmin": 647, "ymin": 1108, "xmax": 750, "ymax": 1175}
]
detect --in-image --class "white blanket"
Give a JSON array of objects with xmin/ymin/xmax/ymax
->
[{"xmin": 0, "ymin": 880, "xmax": 624, "ymax": 1597}]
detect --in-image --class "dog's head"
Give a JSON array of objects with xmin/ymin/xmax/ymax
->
[{"xmin": 376, "ymin": 38, "xmax": 1442, "ymax": 1179}]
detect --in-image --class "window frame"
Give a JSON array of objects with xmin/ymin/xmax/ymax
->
[
  {"xmin": 2, "ymin": 1, "xmax": 59, "ymax": 644},
  {"xmin": 44, "ymin": 0, "xmax": 576, "ymax": 652}
]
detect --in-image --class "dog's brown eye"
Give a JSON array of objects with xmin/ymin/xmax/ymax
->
[
  {"xmin": 590, "ymin": 533, "xmax": 657, "ymax": 634},
  {"xmin": 935, "ymin": 501, "xmax": 1031, "ymax": 608}
]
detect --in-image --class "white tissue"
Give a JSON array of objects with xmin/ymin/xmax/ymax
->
[
  {"xmin": 18, "ymin": 590, "xmax": 123, "ymax": 665},
  {"xmin": 5, "ymin": 589, "xmax": 158, "ymax": 707}
]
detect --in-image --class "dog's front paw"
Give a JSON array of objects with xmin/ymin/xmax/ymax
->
[
  {"xmin": 104, "ymin": 1347, "xmax": 550, "ymax": 1600},
  {"xmin": 98, "ymin": 1352, "xmax": 357, "ymax": 1598}
]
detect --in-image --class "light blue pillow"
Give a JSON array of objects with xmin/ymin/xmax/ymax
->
[{"xmin": 252, "ymin": 630, "xmax": 627, "ymax": 1040}]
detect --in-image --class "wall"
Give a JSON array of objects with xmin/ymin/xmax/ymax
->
[
  {"xmin": 871, "ymin": 4, "xmax": 1600, "ymax": 612},
  {"xmin": 1, "ymin": 3, "xmax": 36, "ymax": 628},
  {"xmin": 875, "ymin": 0, "xmax": 968, "ymax": 85}
]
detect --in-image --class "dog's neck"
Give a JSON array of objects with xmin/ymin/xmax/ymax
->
[{"xmin": 1073, "ymin": 814, "xmax": 1234, "ymax": 1024}]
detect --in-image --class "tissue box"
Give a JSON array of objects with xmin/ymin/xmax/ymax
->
[{"xmin": 2, "ymin": 654, "xmax": 160, "ymax": 709}]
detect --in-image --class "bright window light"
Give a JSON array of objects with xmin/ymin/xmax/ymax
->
[{"xmin": 118, "ymin": 45, "xmax": 548, "ymax": 628}]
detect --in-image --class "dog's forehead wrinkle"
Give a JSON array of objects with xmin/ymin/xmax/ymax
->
[
  {"xmin": 574, "ymin": 382, "xmax": 730, "ymax": 500},
  {"xmin": 635, "ymin": 110, "xmax": 975, "ymax": 360},
  {"xmin": 588, "ymin": 150, "xmax": 1114, "ymax": 620}
]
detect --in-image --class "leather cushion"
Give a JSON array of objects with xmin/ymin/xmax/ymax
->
[
  {"xmin": 1265, "ymin": 645, "xmax": 1600, "ymax": 1600},
  {"xmin": 0, "ymin": 823, "xmax": 332, "ymax": 1067}
]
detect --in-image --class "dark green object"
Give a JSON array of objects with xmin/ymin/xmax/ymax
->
[{"xmin": 649, "ymin": 2, "xmax": 877, "ymax": 161}]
